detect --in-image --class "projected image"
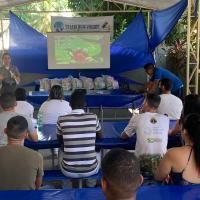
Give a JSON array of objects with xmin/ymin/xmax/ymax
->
[
  {"xmin": 55, "ymin": 35, "xmax": 103, "ymax": 65},
  {"xmin": 48, "ymin": 32, "xmax": 110, "ymax": 69}
]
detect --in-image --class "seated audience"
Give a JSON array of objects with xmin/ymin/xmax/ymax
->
[
  {"xmin": 155, "ymin": 114, "xmax": 200, "ymax": 185},
  {"xmin": 0, "ymin": 116, "xmax": 43, "ymax": 190},
  {"xmin": 38, "ymin": 85, "xmax": 71, "ymax": 140},
  {"xmin": 101, "ymin": 148, "xmax": 143, "ymax": 200},
  {"xmin": 57, "ymin": 89, "xmax": 103, "ymax": 178},
  {"xmin": 157, "ymin": 78, "xmax": 183, "ymax": 120},
  {"xmin": 0, "ymin": 93, "xmax": 38, "ymax": 146},
  {"xmin": 15, "ymin": 88, "xmax": 34, "ymax": 118},
  {"xmin": 170, "ymin": 94, "xmax": 200, "ymax": 135},
  {"xmin": 121, "ymin": 93, "xmax": 169, "ymax": 175}
]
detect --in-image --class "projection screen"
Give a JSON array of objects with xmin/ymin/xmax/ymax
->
[{"xmin": 47, "ymin": 32, "xmax": 110, "ymax": 69}]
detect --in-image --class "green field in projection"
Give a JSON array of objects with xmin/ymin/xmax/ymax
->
[{"xmin": 55, "ymin": 35, "xmax": 104, "ymax": 65}]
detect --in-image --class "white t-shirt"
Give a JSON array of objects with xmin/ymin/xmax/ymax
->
[
  {"xmin": 15, "ymin": 101, "xmax": 34, "ymax": 118},
  {"xmin": 123, "ymin": 112, "xmax": 169, "ymax": 156},
  {"xmin": 0, "ymin": 111, "xmax": 36, "ymax": 146},
  {"xmin": 38, "ymin": 99, "xmax": 72, "ymax": 124},
  {"xmin": 157, "ymin": 94, "xmax": 183, "ymax": 120}
]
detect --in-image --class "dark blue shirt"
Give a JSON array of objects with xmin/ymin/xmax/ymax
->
[{"xmin": 150, "ymin": 67, "xmax": 183, "ymax": 92}]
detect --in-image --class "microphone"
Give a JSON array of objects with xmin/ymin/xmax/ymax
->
[{"xmin": 9, "ymin": 70, "xmax": 19, "ymax": 85}]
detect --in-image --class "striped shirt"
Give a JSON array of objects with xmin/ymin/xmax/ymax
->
[{"xmin": 57, "ymin": 109, "xmax": 101, "ymax": 173}]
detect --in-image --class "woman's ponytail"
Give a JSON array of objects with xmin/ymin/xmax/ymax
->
[{"xmin": 183, "ymin": 114, "xmax": 200, "ymax": 169}]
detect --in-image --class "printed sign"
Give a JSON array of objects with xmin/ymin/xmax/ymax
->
[{"xmin": 51, "ymin": 16, "xmax": 113, "ymax": 37}]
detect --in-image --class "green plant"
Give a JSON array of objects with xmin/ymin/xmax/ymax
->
[{"xmin": 11, "ymin": 0, "xmax": 69, "ymax": 33}]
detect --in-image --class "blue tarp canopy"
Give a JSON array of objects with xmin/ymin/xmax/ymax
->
[
  {"xmin": 150, "ymin": 0, "xmax": 188, "ymax": 50},
  {"xmin": 9, "ymin": 11, "xmax": 111, "ymax": 78},
  {"xmin": 110, "ymin": 12, "xmax": 154, "ymax": 73},
  {"xmin": 9, "ymin": 11, "xmax": 47, "ymax": 74},
  {"xmin": 9, "ymin": 12, "xmax": 154, "ymax": 78},
  {"xmin": 9, "ymin": 0, "xmax": 187, "ymax": 83}
]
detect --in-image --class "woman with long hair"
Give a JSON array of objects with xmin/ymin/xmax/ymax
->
[
  {"xmin": 170, "ymin": 94, "xmax": 200, "ymax": 135},
  {"xmin": 38, "ymin": 85, "xmax": 72, "ymax": 140},
  {"xmin": 155, "ymin": 113, "xmax": 200, "ymax": 185}
]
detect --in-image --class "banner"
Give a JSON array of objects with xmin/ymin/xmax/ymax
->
[{"xmin": 51, "ymin": 16, "xmax": 114, "ymax": 37}]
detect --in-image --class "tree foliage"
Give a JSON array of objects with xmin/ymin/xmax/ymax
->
[
  {"xmin": 12, "ymin": 0, "xmax": 69, "ymax": 33},
  {"xmin": 67, "ymin": 0, "xmax": 137, "ymax": 40},
  {"xmin": 165, "ymin": 17, "xmax": 187, "ymax": 46},
  {"xmin": 9, "ymin": 0, "xmax": 139, "ymax": 39}
]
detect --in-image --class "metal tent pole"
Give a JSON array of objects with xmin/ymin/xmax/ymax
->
[{"xmin": 186, "ymin": 0, "xmax": 200, "ymax": 94}]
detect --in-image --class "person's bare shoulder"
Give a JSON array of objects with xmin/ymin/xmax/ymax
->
[{"xmin": 166, "ymin": 147, "xmax": 187, "ymax": 163}]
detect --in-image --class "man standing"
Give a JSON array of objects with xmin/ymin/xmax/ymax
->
[
  {"xmin": 157, "ymin": 78, "xmax": 183, "ymax": 120},
  {"xmin": 144, "ymin": 63, "xmax": 183, "ymax": 98},
  {"xmin": 0, "ymin": 53, "xmax": 20, "ymax": 93},
  {"xmin": 0, "ymin": 116, "xmax": 43, "ymax": 190}
]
